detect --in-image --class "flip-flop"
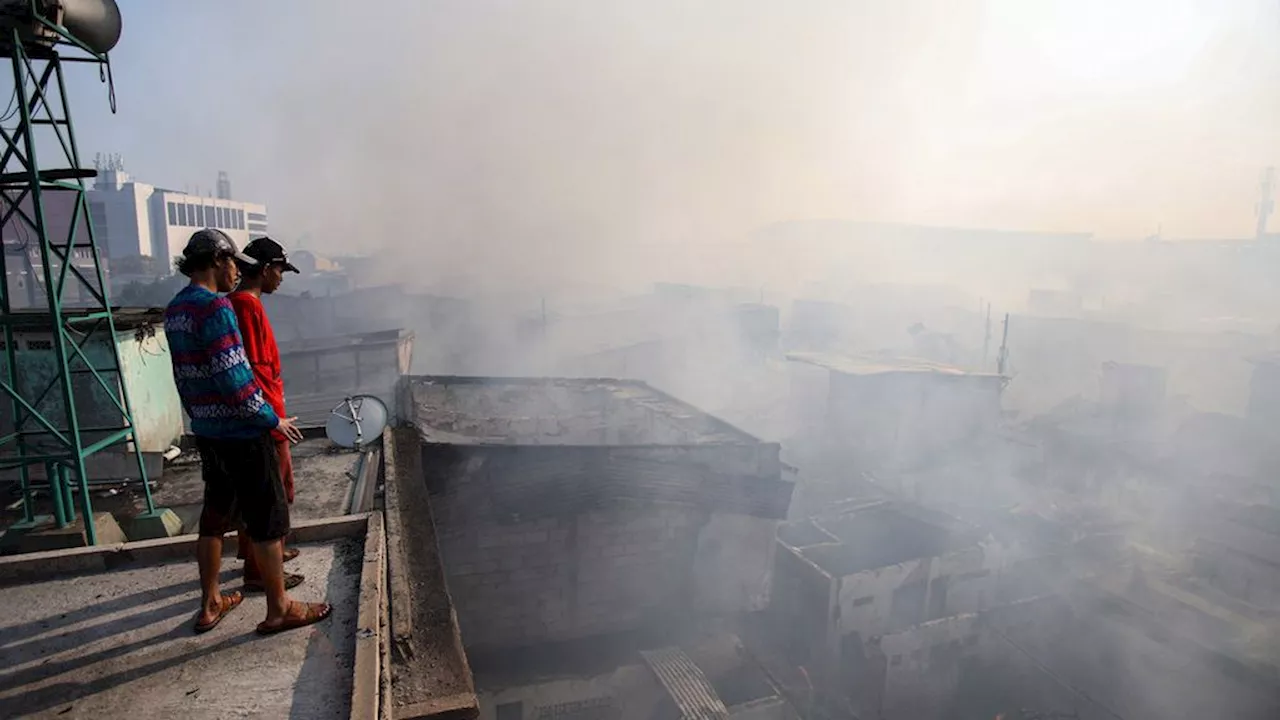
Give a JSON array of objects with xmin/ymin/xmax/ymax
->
[
  {"xmin": 243, "ymin": 572, "xmax": 305, "ymax": 593},
  {"xmin": 193, "ymin": 591, "xmax": 244, "ymax": 634},
  {"xmin": 256, "ymin": 600, "xmax": 333, "ymax": 636}
]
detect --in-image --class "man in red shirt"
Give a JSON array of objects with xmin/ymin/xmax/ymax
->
[{"xmin": 229, "ymin": 237, "xmax": 303, "ymax": 591}]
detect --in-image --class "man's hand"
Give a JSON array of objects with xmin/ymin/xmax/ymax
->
[{"xmin": 277, "ymin": 416, "xmax": 304, "ymax": 444}]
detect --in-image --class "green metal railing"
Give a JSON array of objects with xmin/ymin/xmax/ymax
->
[{"xmin": 0, "ymin": 7, "xmax": 151, "ymax": 545}]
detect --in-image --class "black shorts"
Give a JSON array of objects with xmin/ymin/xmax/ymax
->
[{"xmin": 196, "ymin": 433, "xmax": 290, "ymax": 543}]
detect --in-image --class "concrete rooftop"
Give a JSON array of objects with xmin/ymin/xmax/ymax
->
[
  {"xmin": 408, "ymin": 376, "xmax": 759, "ymax": 446},
  {"xmin": 0, "ymin": 535, "xmax": 363, "ymax": 720},
  {"xmin": 153, "ymin": 437, "xmax": 370, "ymax": 533}
]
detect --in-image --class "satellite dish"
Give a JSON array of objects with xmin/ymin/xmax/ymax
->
[{"xmin": 326, "ymin": 395, "xmax": 388, "ymax": 449}]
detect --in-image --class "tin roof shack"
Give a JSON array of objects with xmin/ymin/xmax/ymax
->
[
  {"xmin": 788, "ymin": 352, "xmax": 1004, "ymax": 474},
  {"xmin": 853, "ymin": 586, "xmax": 1280, "ymax": 720},
  {"xmin": 759, "ymin": 501, "xmax": 1046, "ymax": 706},
  {"xmin": 406, "ymin": 376, "xmax": 793, "ymax": 659}
]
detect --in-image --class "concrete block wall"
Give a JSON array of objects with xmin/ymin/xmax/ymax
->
[{"xmin": 436, "ymin": 500, "xmax": 711, "ymax": 649}]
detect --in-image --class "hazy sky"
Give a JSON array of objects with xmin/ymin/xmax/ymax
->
[{"xmin": 64, "ymin": 0, "xmax": 1280, "ymax": 268}]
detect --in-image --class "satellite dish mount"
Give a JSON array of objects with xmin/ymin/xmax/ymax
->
[{"xmin": 326, "ymin": 395, "xmax": 389, "ymax": 450}]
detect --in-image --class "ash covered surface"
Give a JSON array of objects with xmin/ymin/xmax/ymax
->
[{"xmin": 409, "ymin": 376, "xmax": 758, "ymax": 446}]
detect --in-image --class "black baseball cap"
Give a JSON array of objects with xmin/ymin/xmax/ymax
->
[
  {"xmin": 180, "ymin": 228, "xmax": 255, "ymax": 266},
  {"xmin": 242, "ymin": 236, "xmax": 299, "ymax": 273}
]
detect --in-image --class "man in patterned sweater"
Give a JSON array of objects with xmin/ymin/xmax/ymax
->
[{"xmin": 165, "ymin": 229, "xmax": 330, "ymax": 635}]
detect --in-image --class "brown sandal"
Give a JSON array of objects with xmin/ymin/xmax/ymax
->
[
  {"xmin": 256, "ymin": 600, "xmax": 332, "ymax": 636},
  {"xmin": 283, "ymin": 546, "xmax": 300, "ymax": 563},
  {"xmin": 243, "ymin": 572, "xmax": 304, "ymax": 593},
  {"xmin": 194, "ymin": 591, "xmax": 244, "ymax": 634}
]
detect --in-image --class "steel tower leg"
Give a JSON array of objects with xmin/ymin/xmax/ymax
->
[{"xmin": 0, "ymin": 30, "xmax": 152, "ymax": 546}]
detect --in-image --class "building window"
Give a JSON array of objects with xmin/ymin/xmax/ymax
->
[
  {"xmin": 248, "ymin": 212, "xmax": 267, "ymax": 222},
  {"xmin": 26, "ymin": 339, "xmax": 52, "ymax": 350},
  {"xmin": 237, "ymin": 209, "xmax": 245, "ymax": 229},
  {"xmin": 177, "ymin": 203, "xmax": 188, "ymax": 225},
  {"xmin": 218, "ymin": 207, "xmax": 227, "ymax": 227},
  {"xmin": 185, "ymin": 204, "xmax": 195, "ymax": 225},
  {"xmin": 852, "ymin": 595, "xmax": 873, "ymax": 607},
  {"xmin": 247, "ymin": 222, "xmax": 269, "ymax": 233},
  {"xmin": 167, "ymin": 202, "xmax": 177, "ymax": 225},
  {"xmin": 496, "ymin": 702, "xmax": 523, "ymax": 720}
]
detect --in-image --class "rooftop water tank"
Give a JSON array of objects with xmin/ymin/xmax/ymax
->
[{"xmin": 0, "ymin": 0, "xmax": 122, "ymax": 55}]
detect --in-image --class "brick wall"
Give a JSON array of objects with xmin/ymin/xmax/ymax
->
[{"xmin": 424, "ymin": 443, "xmax": 787, "ymax": 650}]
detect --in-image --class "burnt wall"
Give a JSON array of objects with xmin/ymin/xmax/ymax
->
[
  {"xmin": 422, "ymin": 442, "xmax": 791, "ymax": 651},
  {"xmin": 762, "ymin": 543, "xmax": 835, "ymax": 674}
]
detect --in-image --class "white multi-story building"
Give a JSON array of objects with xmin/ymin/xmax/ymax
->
[{"xmin": 87, "ymin": 160, "xmax": 268, "ymax": 278}]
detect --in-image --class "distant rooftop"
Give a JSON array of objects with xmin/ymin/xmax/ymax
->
[
  {"xmin": 408, "ymin": 376, "xmax": 758, "ymax": 446},
  {"xmin": 786, "ymin": 351, "xmax": 1003, "ymax": 380},
  {"xmin": 783, "ymin": 501, "xmax": 978, "ymax": 577}
]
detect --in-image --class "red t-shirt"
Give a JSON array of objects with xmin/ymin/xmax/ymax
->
[{"xmin": 227, "ymin": 290, "xmax": 285, "ymax": 439}]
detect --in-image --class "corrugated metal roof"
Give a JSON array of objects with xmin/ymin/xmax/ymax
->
[{"xmin": 640, "ymin": 646, "xmax": 730, "ymax": 720}]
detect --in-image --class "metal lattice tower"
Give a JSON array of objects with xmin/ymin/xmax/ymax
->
[{"xmin": 0, "ymin": 1, "xmax": 152, "ymax": 544}]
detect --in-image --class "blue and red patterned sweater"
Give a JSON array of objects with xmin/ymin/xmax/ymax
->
[{"xmin": 164, "ymin": 284, "xmax": 279, "ymax": 439}]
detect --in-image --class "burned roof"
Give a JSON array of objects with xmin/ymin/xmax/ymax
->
[
  {"xmin": 407, "ymin": 375, "xmax": 760, "ymax": 446},
  {"xmin": 786, "ymin": 501, "xmax": 979, "ymax": 577}
]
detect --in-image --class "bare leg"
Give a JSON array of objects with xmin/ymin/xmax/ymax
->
[
  {"xmin": 240, "ymin": 529, "xmax": 261, "ymax": 581},
  {"xmin": 253, "ymin": 538, "xmax": 291, "ymax": 621},
  {"xmin": 196, "ymin": 535, "xmax": 224, "ymax": 625}
]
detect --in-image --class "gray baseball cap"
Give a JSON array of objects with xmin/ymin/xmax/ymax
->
[{"xmin": 180, "ymin": 228, "xmax": 256, "ymax": 266}]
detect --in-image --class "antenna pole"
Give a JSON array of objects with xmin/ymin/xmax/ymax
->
[
  {"xmin": 997, "ymin": 313, "xmax": 1010, "ymax": 376},
  {"xmin": 982, "ymin": 302, "xmax": 991, "ymax": 369},
  {"xmin": 1257, "ymin": 166, "xmax": 1275, "ymax": 240}
]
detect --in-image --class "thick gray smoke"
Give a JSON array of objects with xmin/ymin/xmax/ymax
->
[{"xmin": 78, "ymin": 2, "xmax": 1280, "ymax": 718}]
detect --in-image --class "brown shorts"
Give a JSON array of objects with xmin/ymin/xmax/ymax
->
[{"xmin": 196, "ymin": 433, "xmax": 289, "ymax": 544}]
